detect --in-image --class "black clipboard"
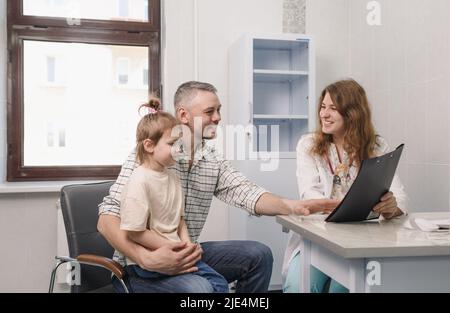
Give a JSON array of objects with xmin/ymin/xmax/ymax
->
[{"xmin": 325, "ymin": 144, "xmax": 404, "ymax": 223}]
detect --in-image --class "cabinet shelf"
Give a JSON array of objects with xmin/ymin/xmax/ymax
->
[
  {"xmin": 253, "ymin": 38, "xmax": 309, "ymax": 50},
  {"xmin": 253, "ymin": 114, "xmax": 308, "ymax": 120},
  {"xmin": 253, "ymin": 69, "xmax": 308, "ymax": 83},
  {"xmin": 229, "ymin": 34, "xmax": 314, "ymax": 155}
]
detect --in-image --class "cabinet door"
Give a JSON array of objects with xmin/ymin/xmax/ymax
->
[
  {"xmin": 252, "ymin": 37, "xmax": 313, "ymax": 158},
  {"xmin": 229, "ymin": 35, "xmax": 253, "ymax": 127}
]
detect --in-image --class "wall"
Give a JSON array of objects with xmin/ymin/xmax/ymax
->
[
  {"xmin": 306, "ymin": 0, "xmax": 350, "ymax": 93},
  {"xmin": 0, "ymin": 0, "xmax": 283, "ymax": 292},
  {"xmin": 0, "ymin": 193, "xmax": 59, "ymax": 292},
  {"xmin": 350, "ymin": 0, "xmax": 450, "ymax": 212},
  {"xmin": 283, "ymin": 0, "xmax": 306, "ymax": 33},
  {"xmin": 162, "ymin": 0, "xmax": 283, "ymax": 243},
  {"xmin": 307, "ymin": 0, "xmax": 450, "ymax": 213}
]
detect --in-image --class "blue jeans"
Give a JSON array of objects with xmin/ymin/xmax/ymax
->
[
  {"xmin": 112, "ymin": 240, "xmax": 273, "ymax": 293},
  {"xmin": 128, "ymin": 261, "xmax": 229, "ymax": 293},
  {"xmin": 283, "ymin": 251, "xmax": 348, "ymax": 293}
]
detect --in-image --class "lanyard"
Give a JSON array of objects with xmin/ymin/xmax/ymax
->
[{"xmin": 325, "ymin": 148, "xmax": 353, "ymax": 177}]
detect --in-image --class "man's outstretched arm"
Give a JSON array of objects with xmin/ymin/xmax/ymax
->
[
  {"xmin": 254, "ymin": 193, "xmax": 339, "ymax": 216},
  {"xmin": 214, "ymin": 158, "xmax": 338, "ymax": 217}
]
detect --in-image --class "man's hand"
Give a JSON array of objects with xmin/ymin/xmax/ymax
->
[
  {"xmin": 137, "ymin": 241, "xmax": 202, "ymax": 275},
  {"xmin": 284, "ymin": 198, "xmax": 340, "ymax": 215}
]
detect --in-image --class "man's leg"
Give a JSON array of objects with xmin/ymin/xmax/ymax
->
[
  {"xmin": 200, "ymin": 241, "xmax": 273, "ymax": 293},
  {"xmin": 195, "ymin": 261, "xmax": 229, "ymax": 293},
  {"xmin": 127, "ymin": 264, "xmax": 164, "ymax": 279},
  {"xmin": 112, "ymin": 266, "xmax": 214, "ymax": 293}
]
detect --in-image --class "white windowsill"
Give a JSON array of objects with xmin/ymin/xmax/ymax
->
[{"xmin": 0, "ymin": 180, "xmax": 106, "ymax": 194}]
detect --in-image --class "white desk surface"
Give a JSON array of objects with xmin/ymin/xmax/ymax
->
[{"xmin": 276, "ymin": 212, "xmax": 450, "ymax": 259}]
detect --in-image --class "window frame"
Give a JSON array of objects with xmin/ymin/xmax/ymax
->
[
  {"xmin": 8, "ymin": 0, "xmax": 160, "ymax": 32},
  {"xmin": 6, "ymin": 0, "xmax": 161, "ymax": 181}
]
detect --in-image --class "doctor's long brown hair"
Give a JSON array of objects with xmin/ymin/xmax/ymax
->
[{"xmin": 311, "ymin": 79, "xmax": 379, "ymax": 166}]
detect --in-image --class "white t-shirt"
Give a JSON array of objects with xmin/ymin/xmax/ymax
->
[{"xmin": 120, "ymin": 166, "xmax": 184, "ymax": 265}]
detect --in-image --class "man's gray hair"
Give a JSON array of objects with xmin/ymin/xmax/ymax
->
[{"xmin": 174, "ymin": 81, "xmax": 218, "ymax": 109}]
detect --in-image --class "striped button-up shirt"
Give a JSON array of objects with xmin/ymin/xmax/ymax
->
[{"xmin": 98, "ymin": 143, "xmax": 266, "ymax": 265}]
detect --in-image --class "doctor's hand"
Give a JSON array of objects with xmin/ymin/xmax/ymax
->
[
  {"xmin": 372, "ymin": 191, "xmax": 403, "ymax": 220},
  {"xmin": 285, "ymin": 198, "xmax": 339, "ymax": 215}
]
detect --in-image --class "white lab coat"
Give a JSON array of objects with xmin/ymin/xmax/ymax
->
[{"xmin": 281, "ymin": 133, "xmax": 409, "ymax": 285}]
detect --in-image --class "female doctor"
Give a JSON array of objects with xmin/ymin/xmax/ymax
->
[{"xmin": 282, "ymin": 79, "xmax": 408, "ymax": 293}]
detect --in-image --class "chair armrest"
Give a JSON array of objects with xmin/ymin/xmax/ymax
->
[{"xmin": 77, "ymin": 254, "xmax": 125, "ymax": 279}]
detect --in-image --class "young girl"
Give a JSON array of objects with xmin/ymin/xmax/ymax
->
[
  {"xmin": 119, "ymin": 98, "xmax": 228, "ymax": 293},
  {"xmin": 282, "ymin": 79, "xmax": 408, "ymax": 293}
]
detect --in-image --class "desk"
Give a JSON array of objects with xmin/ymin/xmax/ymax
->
[{"xmin": 276, "ymin": 212, "xmax": 450, "ymax": 292}]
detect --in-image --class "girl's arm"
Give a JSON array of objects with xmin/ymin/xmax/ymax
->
[
  {"xmin": 178, "ymin": 217, "xmax": 191, "ymax": 243},
  {"xmin": 127, "ymin": 229, "xmax": 173, "ymax": 251}
]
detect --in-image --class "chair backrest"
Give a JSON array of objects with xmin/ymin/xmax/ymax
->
[{"xmin": 60, "ymin": 181, "xmax": 115, "ymax": 293}]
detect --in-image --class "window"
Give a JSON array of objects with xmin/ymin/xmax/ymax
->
[
  {"xmin": 23, "ymin": 0, "xmax": 150, "ymax": 22},
  {"xmin": 7, "ymin": 0, "xmax": 161, "ymax": 181},
  {"xmin": 46, "ymin": 122, "xmax": 66, "ymax": 148},
  {"xmin": 144, "ymin": 1, "xmax": 149, "ymax": 21},
  {"xmin": 143, "ymin": 68, "xmax": 149, "ymax": 87},
  {"xmin": 118, "ymin": 0, "xmax": 129, "ymax": 18},
  {"xmin": 141, "ymin": 58, "xmax": 149, "ymax": 88},
  {"xmin": 117, "ymin": 57, "xmax": 130, "ymax": 85},
  {"xmin": 46, "ymin": 56, "xmax": 56, "ymax": 83},
  {"xmin": 44, "ymin": 53, "xmax": 66, "ymax": 85}
]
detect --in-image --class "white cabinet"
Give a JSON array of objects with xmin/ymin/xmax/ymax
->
[
  {"xmin": 228, "ymin": 34, "xmax": 315, "ymax": 289},
  {"xmin": 229, "ymin": 34, "xmax": 315, "ymax": 158}
]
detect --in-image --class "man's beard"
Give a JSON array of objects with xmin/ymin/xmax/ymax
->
[{"xmin": 202, "ymin": 125, "xmax": 217, "ymax": 139}]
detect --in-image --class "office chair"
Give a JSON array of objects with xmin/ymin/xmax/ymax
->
[{"xmin": 49, "ymin": 181, "xmax": 129, "ymax": 293}]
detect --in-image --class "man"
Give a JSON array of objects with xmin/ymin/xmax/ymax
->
[{"xmin": 98, "ymin": 81, "xmax": 338, "ymax": 293}]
